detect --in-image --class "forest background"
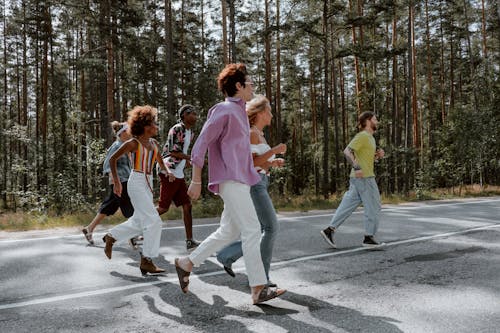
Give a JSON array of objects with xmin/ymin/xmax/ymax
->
[{"xmin": 0, "ymin": 0, "xmax": 499, "ymax": 228}]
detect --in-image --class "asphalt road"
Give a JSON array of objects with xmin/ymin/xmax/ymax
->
[{"xmin": 0, "ymin": 197, "xmax": 499, "ymax": 333}]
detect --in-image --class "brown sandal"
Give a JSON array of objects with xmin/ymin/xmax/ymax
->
[
  {"xmin": 174, "ymin": 258, "xmax": 191, "ymax": 293},
  {"xmin": 252, "ymin": 286, "xmax": 287, "ymax": 305}
]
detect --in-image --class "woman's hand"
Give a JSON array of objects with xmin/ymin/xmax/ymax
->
[
  {"xmin": 272, "ymin": 143, "xmax": 287, "ymax": 155},
  {"xmin": 113, "ymin": 181, "xmax": 123, "ymax": 197},
  {"xmin": 272, "ymin": 158, "xmax": 285, "ymax": 168}
]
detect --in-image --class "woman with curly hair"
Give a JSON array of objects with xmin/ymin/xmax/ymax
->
[{"xmin": 102, "ymin": 105, "xmax": 174, "ymax": 276}]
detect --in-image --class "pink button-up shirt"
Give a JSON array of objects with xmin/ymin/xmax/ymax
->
[{"xmin": 191, "ymin": 97, "xmax": 260, "ymax": 194}]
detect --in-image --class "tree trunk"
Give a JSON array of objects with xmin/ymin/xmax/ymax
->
[
  {"xmin": 221, "ymin": 0, "xmax": 228, "ymax": 64},
  {"xmin": 41, "ymin": 3, "xmax": 50, "ymax": 188},
  {"xmin": 1, "ymin": 5, "xmax": 8, "ymax": 206},
  {"xmin": 275, "ymin": 0, "xmax": 282, "ymax": 144},
  {"xmin": 322, "ymin": 0, "xmax": 329, "ymax": 198},
  {"xmin": 350, "ymin": 0, "xmax": 363, "ymax": 114},
  {"xmin": 228, "ymin": 0, "xmax": 236, "ymax": 62},
  {"xmin": 264, "ymin": 0, "xmax": 273, "ymax": 140},
  {"xmin": 21, "ymin": 2, "xmax": 28, "ymax": 191},
  {"xmin": 165, "ymin": 0, "xmax": 175, "ymax": 117},
  {"xmin": 99, "ymin": 0, "xmax": 110, "ymax": 145}
]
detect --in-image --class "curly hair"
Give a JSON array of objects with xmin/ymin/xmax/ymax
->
[
  {"xmin": 217, "ymin": 63, "xmax": 248, "ymax": 97},
  {"xmin": 127, "ymin": 105, "xmax": 158, "ymax": 136},
  {"xmin": 246, "ymin": 95, "xmax": 270, "ymax": 126}
]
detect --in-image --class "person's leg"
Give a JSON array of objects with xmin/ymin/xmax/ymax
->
[
  {"xmin": 173, "ymin": 179, "xmax": 197, "ymax": 248},
  {"xmin": 107, "ymin": 174, "xmax": 147, "ymax": 244},
  {"xmin": 83, "ymin": 185, "xmax": 120, "ymax": 245},
  {"xmin": 216, "ymin": 240, "xmax": 243, "ymax": 269},
  {"xmin": 359, "ymin": 177, "xmax": 381, "ymax": 236},
  {"xmin": 85, "ymin": 185, "xmax": 120, "ymax": 232},
  {"xmin": 136, "ymin": 179, "xmax": 163, "ymax": 259},
  {"xmin": 250, "ymin": 174, "xmax": 278, "ymax": 281},
  {"xmin": 157, "ymin": 173, "xmax": 174, "ymax": 215},
  {"xmin": 329, "ymin": 179, "xmax": 362, "ymax": 229},
  {"xmin": 186, "ymin": 202, "xmax": 240, "ymax": 267},
  {"xmin": 175, "ymin": 181, "xmax": 276, "ymax": 302},
  {"xmin": 220, "ymin": 182, "xmax": 267, "ymax": 288},
  {"xmin": 86, "ymin": 213, "xmax": 106, "ymax": 233},
  {"xmin": 181, "ymin": 203, "xmax": 193, "ymax": 238}
]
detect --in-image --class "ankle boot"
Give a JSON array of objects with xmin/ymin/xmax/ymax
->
[
  {"xmin": 140, "ymin": 256, "xmax": 166, "ymax": 276},
  {"xmin": 102, "ymin": 233, "xmax": 116, "ymax": 259}
]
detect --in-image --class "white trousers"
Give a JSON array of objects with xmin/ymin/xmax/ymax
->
[
  {"xmin": 189, "ymin": 181, "xmax": 267, "ymax": 287},
  {"xmin": 109, "ymin": 171, "xmax": 162, "ymax": 258}
]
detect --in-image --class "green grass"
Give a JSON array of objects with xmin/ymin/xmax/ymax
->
[{"xmin": 1, "ymin": 184, "xmax": 499, "ymax": 232}]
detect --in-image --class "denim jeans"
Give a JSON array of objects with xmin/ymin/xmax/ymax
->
[
  {"xmin": 329, "ymin": 177, "xmax": 381, "ymax": 235},
  {"xmin": 216, "ymin": 174, "xmax": 279, "ymax": 281}
]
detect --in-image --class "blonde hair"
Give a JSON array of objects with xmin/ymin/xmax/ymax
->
[
  {"xmin": 246, "ymin": 95, "xmax": 270, "ymax": 126},
  {"xmin": 110, "ymin": 121, "xmax": 127, "ymax": 136}
]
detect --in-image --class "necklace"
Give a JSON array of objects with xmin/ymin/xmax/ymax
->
[{"xmin": 251, "ymin": 125, "xmax": 264, "ymax": 137}]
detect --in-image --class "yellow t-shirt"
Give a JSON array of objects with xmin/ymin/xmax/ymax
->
[{"xmin": 348, "ymin": 131, "xmax": 376, "ymax": 178}]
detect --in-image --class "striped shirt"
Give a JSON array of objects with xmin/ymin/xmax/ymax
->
[{"xmin": 130, "ymin": 138, "xmax": 158, "ymax": 174}]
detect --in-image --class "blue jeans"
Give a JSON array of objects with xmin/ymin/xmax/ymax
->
[
  {"xmin": 216, "ymin": 174, "xmax": 279, "ymax": 281},
  {"xmin": 329, "ymin": 177, "xmax": 381, "ymax": 235}
]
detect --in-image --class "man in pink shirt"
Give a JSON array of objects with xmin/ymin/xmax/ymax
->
[{"xmin": 174, "ymin": 63, "xmax": 286, "ymax": 305}]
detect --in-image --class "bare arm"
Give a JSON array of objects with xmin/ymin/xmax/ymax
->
[
  {"xmin": 110, "ymin": 139, "xmax": 136, "ymax": 196},
  {"xmin": 343, "ymin": 146, "xmax": 363, "ymax": 178},
  {"xmin": 250, "ymin": 129, "xmax": 286, "ymax": 169},
  {"xmin": 187, "ymin": 165, "xmax": 203, "ymax": 200},
  {"xmin": 169, "ymin": 151, "xmax": 190, "ymax": 161},
  {"xmin": 155, "ymin": 141, "xmax": 175, "ymax": 181}
]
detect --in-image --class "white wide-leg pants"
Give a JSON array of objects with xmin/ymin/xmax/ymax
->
[
  {"xmin": 189, "ymin": 181, "xmax": 267, "ymax": 287},
  {"xmin": 109, "ymin": 171, "xmax": 162, "ymax": 258}
]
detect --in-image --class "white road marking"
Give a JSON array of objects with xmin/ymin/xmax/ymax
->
[
  {"xmin": 1, "ymin": 198, "xmax": 498, "ymax": 244},
  {"xmin": 1, "ymin": 222, "xmax": 499, "ymax": 310}
]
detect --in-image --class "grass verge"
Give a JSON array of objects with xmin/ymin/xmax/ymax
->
[{"xmin": 1, "ymin": 184, "xmax": 499, "ymax": 232}]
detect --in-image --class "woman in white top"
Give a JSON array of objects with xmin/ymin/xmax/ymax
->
[{"xmin": 216, "ymin": 95, "xmax": 286, "ymax": 286}]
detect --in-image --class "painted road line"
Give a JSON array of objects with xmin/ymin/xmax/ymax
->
[
  {"xmin": 1, "ymin": 198, "xmax": 498, "ymax": 244},
  {"xmin": 1, "ymin": 222, "xmax": 499, "ymax": 310}
]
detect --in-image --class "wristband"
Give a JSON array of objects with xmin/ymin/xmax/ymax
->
[{"xmin": 191, "ymin": 181, "xmax": 202, "ymax": 185}]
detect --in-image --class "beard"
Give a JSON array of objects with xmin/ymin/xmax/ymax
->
[{"xmin": 371, "ymin": 122, "xmax": 377, "ymax": 131}]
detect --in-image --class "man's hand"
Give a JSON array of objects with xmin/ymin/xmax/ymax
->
[
  {"xmin": 375, "ymin": 148, "xmax": 385, "ymax": 160},
  {"xmin": 188, "ymin": 183, "xmax": 201, "ymax": 200},
  {"xmin": 354, "ymin": 169, "xmax": 364, "ymax": 178},
  {"xmin": 168, "ymin": 173, "xmax": 175, "ymax": 182}
]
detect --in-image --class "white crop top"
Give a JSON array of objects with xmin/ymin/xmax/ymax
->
[{"xmin": 251, "ymin": 143, "xmax": 275, "ymax": 174}]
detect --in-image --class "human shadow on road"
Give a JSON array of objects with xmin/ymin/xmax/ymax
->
[
  {"xmin": 143, "ymin": 292, "xmax": 257, "ymax": 332},
  {"xmin": 283, "ymin": 291, "xmax": 402, "ymax": 333},
  {"xmin": 196, "ymin": 271, "xmax": 402, "ymax": 332},
  {"xmin": 142, "ymin": 277, "xmax": 359, "ymax": 333}
]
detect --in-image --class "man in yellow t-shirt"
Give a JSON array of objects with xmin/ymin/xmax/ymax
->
[{"xmin": 321, "ymin": 111, "xmax": 385, "ymax": 248}]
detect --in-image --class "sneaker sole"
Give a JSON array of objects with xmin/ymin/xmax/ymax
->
[
  {"xmin": 320, "ymin": 230, "xmax": 336, "ymax": 249},
  {"xmin": 362, "ymin": 242, "xmax": 386, "ymax": 249}
]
